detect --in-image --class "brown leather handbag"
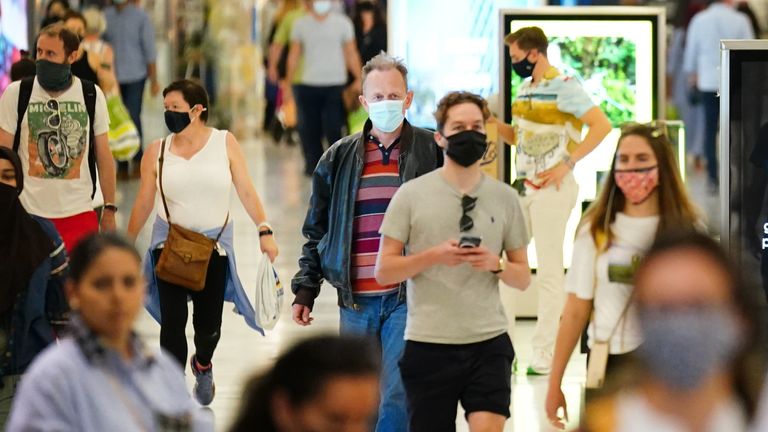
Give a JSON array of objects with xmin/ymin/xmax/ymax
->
[{"xmin": 154, "ymin": 138, "xmax": 228, "ymax": 291}]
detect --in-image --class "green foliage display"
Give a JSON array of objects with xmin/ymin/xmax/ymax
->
[{"xmin": 510, "ymin": 36, "xmax": 638, "ymax": 127}]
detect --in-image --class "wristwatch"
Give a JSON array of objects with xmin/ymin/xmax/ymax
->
[
  {"xmin": 258, "ymin": 222, "xmax": 274, "ymax": 237},
  {"xmin": 491, "ymin": 257, "xmax": 506, "ymax": 274},
  {"xmin": 562, "ymin": 155, "xmax": 576, "ymax": 171},
  {"xmin": 103, "ymin": 203, "xmax": 118, "ymax": 213}
]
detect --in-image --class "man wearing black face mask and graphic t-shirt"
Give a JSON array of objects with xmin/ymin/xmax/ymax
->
[
  {"xmin": 0, "ymin": 24, "xmax": 113, "ymax": 254},
  {"xmin": 376, "ymin": 91, "xmax": 531, "ymax": 431},
  {"xmin": 495, "ymin": 26, "xmax": 611, "ymax": 376}
]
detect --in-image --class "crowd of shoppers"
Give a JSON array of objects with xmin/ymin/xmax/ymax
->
[{"xmin": 2, "ymin": 0, "xmax": 768, "ymax": 431}]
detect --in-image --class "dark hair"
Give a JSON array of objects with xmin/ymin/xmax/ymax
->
[
  {"xmin": 163, "ymin": 79, "xmax": 210, "ymax": 122},
  {"xmin": 45, "ymin": 0, "xmax": 70, "ymax": 16},
  {"xmin": 434, "ymin": 91, "xmax": 491, "ymax": 133},
  {"xmin": 228, "ymin": 335, "xmax": 381, "ymax": 432},
  {"xmin": 0, "ymin": 147, "xmax": 24, "ymax": 194},
  {"xmin": 10, "ymin": 58, "xmax": 36, "ymax": 83},
  {"xmin": 504, "ymin": 26, "xmax": 548, "ymax": 55},
  {"xmin": 69, "ymin": 233, "xmax": 142, "ymax": 283},
  {"xmin": 63, "ymin": 10, "xmax": 87, "ymax": 32},
  {"xmin": 38, "ymin": 23, "xmax": 81, "ymax": 57},
  {"xmin": 636, "ymin": 230, "xmax": 765, "ymax": 418},
  {"xmin": 353, "ymin": 0, "xmax": 385, "ymax": 35}
]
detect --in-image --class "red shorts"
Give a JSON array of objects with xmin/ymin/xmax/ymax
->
[{"xmin": 49, "ymin": 211, "xmax": 99, "ymax": 254}]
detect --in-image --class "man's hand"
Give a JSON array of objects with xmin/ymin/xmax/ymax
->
[
  {"xmin": 100, "ymin": 210, "xmax": 116, "ymax": 232},
  {"xmin": 545, "ymin": 386, "xmax": 568, "ymax": 430},
  {"xmin": 462, "ymin": 246, "xmax": 501, "ymax": 272},
  {"xmin": 292, "ymin": 304, "xmax": 314, "ymax": 326},
  {"xmin": 430, "ymin": 240, "xmax": 469, "ymax": 267},
  {"xmin": 536, "ymin": 162, "xmax": 570, "ymax": 190},
  {"xmin": 150, "ymin": 80, "xmax": 160, "ymax": 97}
]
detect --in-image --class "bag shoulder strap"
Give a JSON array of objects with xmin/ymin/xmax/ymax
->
[
  {"xmin": 158, "ymin": 137, "xmax": 172, "ymax": 223},
  {"xmin": 81, "ymin": 79, "xmax": 98, "ymax": 199},
  {"xmin": 158, "ymin": 135, "xmax": 230, "ymax": 238},
  {"xmin": 12, "ymin": 77, "xmax": 34, "ymax": 153}
]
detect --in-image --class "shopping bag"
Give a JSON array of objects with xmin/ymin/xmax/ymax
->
[
  {"xmin": 106, "ymin": 94, "xmax": 140, "ymax": 161},
  {"xmin": 254, "ymin": 254, "xmax": 284, "ymax": 330}
]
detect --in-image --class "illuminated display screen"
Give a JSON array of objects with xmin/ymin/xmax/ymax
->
[
  {"xmin": 0, "ymin": 0, "xmax": 29, "ymax": 92},
  {"xmin": 501, "ymin": 9, "xmax": 664, "ymax": 267},
  {"xmin": 388, "ymin": 0, "xmax": 539, "ymax": 129}
]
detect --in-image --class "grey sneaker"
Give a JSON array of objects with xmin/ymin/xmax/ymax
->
[{"xmin": 190, "ymin": 355, "xmax": 215, "ymax": 405}]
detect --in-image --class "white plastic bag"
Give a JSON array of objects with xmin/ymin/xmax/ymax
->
[{"xmin": 254, "ymin": 255, "xmax": 283, "ymax": 330}]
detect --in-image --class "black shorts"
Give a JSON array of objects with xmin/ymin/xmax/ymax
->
[{"xmin": 399, "ymin": 333, "xmax": 515, "ymax": 431}]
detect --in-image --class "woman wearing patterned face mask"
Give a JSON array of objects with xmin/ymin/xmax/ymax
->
[
  {"xmin": 545, "ymin": 123, "xmax": 701, "ymax": 429},
  {"xmin": 579, "ymin": 231, "xmax": 763, "ymax": 432}
]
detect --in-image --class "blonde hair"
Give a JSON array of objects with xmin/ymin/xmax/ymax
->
[
  {"xmin": 361, "ymin": 52, "xmax": 408, "ymax": 91},
  {"xmin": 82, "ymin": 7, "xmax": 106, "ymax": 36}
]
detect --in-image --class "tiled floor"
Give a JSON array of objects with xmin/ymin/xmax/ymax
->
[{"xmin": 116, "ymin": 105, "xmax": 720, "ymax": 431}]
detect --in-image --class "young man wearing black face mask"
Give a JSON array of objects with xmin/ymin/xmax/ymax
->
[
  {"xmin": 376, "ymin": 91, "xmax": 531, "ymax": 431},
  {"xmin": 497, "ymin": 26, "xmax": 611, "ymax": 376},
  {"xmin": 0, "ymin": 23, "xmax": 114, "ymax": 254}
]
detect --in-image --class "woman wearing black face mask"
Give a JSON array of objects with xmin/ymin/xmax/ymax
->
[
  {"xmin": 0, "ymin": 147, "xmax": 68, "ymax": 427},
  {"xmin": 578, "ymin": 231, "xmax": 763, "ymax": 432},
  {"xmin": 126, "ymin": 79, "xmax": 279, "ymax": 406}
]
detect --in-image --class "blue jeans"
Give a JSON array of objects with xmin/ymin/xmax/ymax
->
[
  {"xmin": 340, "ymin": 292, "xmax": 409, "ymax": 432},
  {"xmin": 119, "ymin": 79, "xmax": 146, "ymax": 167}
]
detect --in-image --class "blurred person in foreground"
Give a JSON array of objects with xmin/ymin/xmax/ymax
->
[
  {"xmin": 228, "ymin": 335, "xmax": 380, "ymax": 432},
  {"xmin": 578, "ymin": 231, "xmax": 763, "ymax": 432},
  {"xmin": 6, "ymin": 233, "xmax": 213, "ymax": 431},
  {"xmin": 0, "ymin": 147, "xmax": 69, "ymax": 427}
]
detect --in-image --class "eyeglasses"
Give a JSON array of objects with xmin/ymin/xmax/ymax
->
[
  {"xmin": 620, "ymin": 120, "xmax": 668, "ymax": 139},
  {"xmin": 44, "ymin": 99, "xmax": 61, "ymax": 130},
  {"xmin": 460, "ymin": 195, "xmax": 477, "ymax": 232}
]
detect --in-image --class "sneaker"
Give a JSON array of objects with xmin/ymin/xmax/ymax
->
[
  {"xmin": 526, "ymin": 365, "xmax": 550, "ymax": 376},
  {"xmin": 190, "ymin": 355, "xmax": 215, "ymax": 405}
]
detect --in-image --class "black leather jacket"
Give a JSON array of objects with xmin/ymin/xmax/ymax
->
[{"xmin": 292, "ymin": 120, "xmax": 443, "ymax": 310}]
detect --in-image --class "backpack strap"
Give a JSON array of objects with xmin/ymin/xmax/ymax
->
[
  {"xmin": 12, "ymin": 77, "xmax": 34, "ymax": 153},
  {"xmin": 80, "ymin": 79, "xmax": 98, "ymax": 199}
]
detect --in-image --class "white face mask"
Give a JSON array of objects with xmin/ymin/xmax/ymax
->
[
  {"xmin": 367, "ymin": 99, "xmax": 405, "ymax": 133},
  {"xmin": 313, "ymin": 0, "xmax": 332, "ymax": 15}
]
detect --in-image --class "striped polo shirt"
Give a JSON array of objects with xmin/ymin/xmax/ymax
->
[{"xmin": 351, "ymin": 135, "xmax": 402, "ymax": 295}]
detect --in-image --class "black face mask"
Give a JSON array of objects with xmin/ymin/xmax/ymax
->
[
  {"xmin": 512, "ymin": 52, "xmax": 535, "ymax": 78},
  {"xmin": 164, "ymin": 110, "xmax": 192, "ymax": 133},
  {"xmin": 36, "ymin": 60, "xmax": 72, "ymax": 92},
  {"xmin": 445, "ymin": 130, "xmax": 487, "ymax": 167}
]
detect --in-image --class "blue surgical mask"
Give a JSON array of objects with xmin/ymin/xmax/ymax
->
[
  {"xmin": 313, "ymin": 0, "xmax": 332, "ymax": 15},
  {"xmin": 367, "ymin": 100, "xmax": 405, "ymax": 133},
  {"xmin": 637, "ymin": 306, "xmax": 744, "ymax": 392}
]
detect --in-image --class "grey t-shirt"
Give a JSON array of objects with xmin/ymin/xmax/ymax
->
[
  {"xmin": 380, "ymin": 170, "xmax": 529, "ymax": 344},
  {"xmin": 290, "ymin": 13, "xmax": 354, "ymax": 86}
]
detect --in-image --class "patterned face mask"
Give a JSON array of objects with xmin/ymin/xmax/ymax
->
[{"xmin": 614, "ymin": 166, "xmax": 659, "ymax": 205}]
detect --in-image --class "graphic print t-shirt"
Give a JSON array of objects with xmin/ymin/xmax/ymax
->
[{"xmin": 0, "ymin": 78, "xmax": 109, "ymax": 218}]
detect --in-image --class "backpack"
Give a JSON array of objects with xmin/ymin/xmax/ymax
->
[{"xmin": 12, "ymin": 77, "xmax": 98, "ymax": 199}]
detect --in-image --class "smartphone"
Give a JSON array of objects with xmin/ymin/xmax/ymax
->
[{"xmin": 459, "ymin": 235, "xmax": 482, "ymax": 248}]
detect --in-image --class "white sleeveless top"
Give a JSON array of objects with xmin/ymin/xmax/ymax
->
[{"xmin": 155, "ymin": 129, "xmax": 232, "ymax": 232}]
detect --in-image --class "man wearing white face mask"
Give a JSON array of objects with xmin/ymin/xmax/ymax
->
[
  {"xmin": 291, "ymin": 53, "xmax": 442, "ymax": 432},
  {"xmin": 285, "ymin": 0, "xmax": 363, "ymax": 176}
]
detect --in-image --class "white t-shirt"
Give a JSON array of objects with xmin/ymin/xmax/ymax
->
[
  {"xmin": 565, "ymin": 213, "xmax": 659, "ymax": 354},
  {"xmin": 614, "ymin": 391, "xmax": 747, "ymax": 432},
  {"xmin": 0, "ymin": 78, "xmax": 109, "ymax": 218}
]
